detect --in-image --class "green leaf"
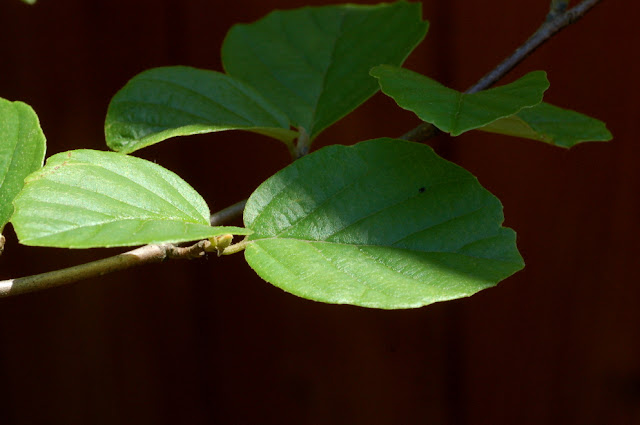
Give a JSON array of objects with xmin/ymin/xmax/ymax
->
[
  {"xmin": 0, "ymin": 98, "xmax": 46, "ymax": 233},
  {"xmin": 243, "ymin": 138, "xmax": 523, "ymax": 309},
  {"xmin": 479, "ymin": 102, "xmax": 612, "ymax": 147},
  {"xmin": 105, "ymin": 66, "xmax": 297, "ymax": 154},
  {"xmin": 370, "ymin": 65, "xmax": 549, "ymax": 135},
  {"xmin": 222, "ymin": 2, "xmax": 428, "ymax": 139},
  {"xmin": 11, "ymin": 149, "xmax": 251, "ymax": 248}
]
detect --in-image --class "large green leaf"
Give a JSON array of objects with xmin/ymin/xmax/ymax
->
[
  {"xmin": 243, "ymin": 138, "xmax": 523, "ymax": 309},
  {"xmin": 12, "ymin": 150, "xmax": 250, "ymax": 248},
  {"xmin": 0, "ymin": 98, "xmax": 46, "ymax": 233},
  {"xmin": 370, "ymin": 65, "xmax": 549, "ymax": 135},
  {"xmin": 222, "ymin": 2, "xmax": 428, "ymax": 139},
  {"xmin": 105, "ymin": 66, "xmax": 297, "ymax": 154},
  {"xmin": 479, "ymin": 102, "xmax": 612, "ymax": 147}
]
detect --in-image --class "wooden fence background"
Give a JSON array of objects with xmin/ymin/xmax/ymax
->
[{"xmin": 0, "ymin": 0, "xmax": 638, "ymax": 423}]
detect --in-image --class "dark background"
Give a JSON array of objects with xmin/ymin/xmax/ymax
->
[{"xmin": 0, "ymin": 0, "xmax": 638, "ymax": 424}]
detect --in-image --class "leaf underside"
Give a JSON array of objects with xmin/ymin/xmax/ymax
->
[
  {"xmin": 12, "ymin": 149, "xmax": 250, "ymax": 248},
  {"xmin": 244, "ymin": 138, "xmax": 524, "ymax": 309},
  {"xmin": 479, "ymin": 102, "xmax": 612, "ymax": 147},
  {"xmin": 222, "ymin": 1, "xmax": 429, "ymax": 139},
  {"xmin": 0, "ymin": 98, "xmax": 46, "ymax": 232}
]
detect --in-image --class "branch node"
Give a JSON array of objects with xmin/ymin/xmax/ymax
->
[
  {"xmin": 205, "ymin": 234, "xmax": 234, "ymax": 256},
  {"xmin": 165, "ymin": 240, "xmax": 210, "ymax": 260},
  {"xmin": 547, "ymin": 0, "xmax": 569, "ymax": 22}
]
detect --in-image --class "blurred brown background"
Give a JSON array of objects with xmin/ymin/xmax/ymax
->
[{"xmin": 0, "ymin": 0, "xmax": 638, "ymax": 424}]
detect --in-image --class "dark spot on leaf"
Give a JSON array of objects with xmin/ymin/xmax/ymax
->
[{"xmin": 418, "ymin": 187, "xmax": 425, "ymax": 193}]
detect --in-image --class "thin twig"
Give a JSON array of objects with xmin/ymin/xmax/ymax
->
[
  {"xmin": 0, "ymin": 244, "xmax": 168, "ymax": 297},
  {"xmin": 0, "ymin": 199, "xmax": 248, "ymax": 298},
  {"xmin": 402, "ymin": 0, "xmax": 603, "ymax": 142},
  {"xmin": 467, "ymin": 0, "xmax": 602, "ymax": 94},
  {"xmin": 166, "ymin": 240, "xmax": 211, "ymax": 259},
  {"xmin": 0, "ymin": 0, "xmax": 604, "ymax": 297},
  {"xmin": 210, "ymin": 199, "xmax": 247, "ymax": 225}
]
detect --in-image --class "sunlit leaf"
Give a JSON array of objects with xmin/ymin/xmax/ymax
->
[
  {"xmin": 243, "ymin": 138, "xmax": 523, "ymax": 309},
  {"xmin": 0, "ymin": 98, "xmax": 46, "ymax": 233},
  {"xmin": 12, "ymin": 150, "xmax": 251, "ymax": 248}
]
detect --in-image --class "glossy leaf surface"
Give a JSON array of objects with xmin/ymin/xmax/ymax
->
[
  {"xmin": 244, "ymin": 138, "xmax": 524, "ymax": 309},
  {"xmin": 105, "ymin": 66, "xmax": 297, "ymax": 154},
  {"xmin": 12, "ymin": 150, "xmax": 250, "ymax": 247},
  {"xmin": 222, "ymin": 2, "xmax": 428, "ymax": 139},
  {"xmin": 371, "ymin": 65, "xmax": 549, "ymax": 135},
  {"xmin": 479, "ymin": 102, "xmax": 612, "ymax": 147},
  {"xmin": 0, "ymin": 98, "xmax": 46, "ymax": 232}
]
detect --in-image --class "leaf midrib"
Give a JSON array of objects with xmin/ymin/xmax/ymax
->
[
  {"xmin": 306, "ymin": 10, "xmax": 347, "ymax": 135},
  {"xmin": 37, "ymin": 161, "xmax": 205, "ymax": 223},
  {"xmin": 133, "ymin": 76, "xmax": 281, "ymax": 126},
  {"xmin": 21, "ymin": 217, "xmax": 211, "ymax": 242},
  {"xmin": 248, "ymin": 236, "xmax": 520, "ymax": 264}
]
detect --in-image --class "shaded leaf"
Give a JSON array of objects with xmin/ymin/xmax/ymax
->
[
  {"xmin": 479, "ymin": 102, "xmax": 612, "ymax": 147},
  {"xmin": 0, "ymin": 98, "xmax": 46, "ymax": 233},
  {"xmin": 105, "ymin": 66, "xmax": 297, "ymax": 154},
  {"xmin": 244, "ymin": 138, "xmax": 523, "ymax": 309},
  {"xmin": 222, "ymin": 2, "xmax": 428, "ymax": 139},
  {"xmin": 12, "ymin": 149, "xmax": 250, "ymax": 248},
  {"xmin": 371, "ymin": 65, "xmax": 549, "ymax": 135}
]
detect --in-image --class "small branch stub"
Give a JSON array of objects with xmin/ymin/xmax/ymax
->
[
  {"xmin": 205, "ymin": 234, "xmax": 249, "ymax": 256},
  {"xmin": 547, "ymin": 0, "xmax": 570, "ymax": 21},
  {"xmin": 208, "ymin": 234, "xmax": 234, "ymax": 256},
  {"xmin": 205, "ymin": 235, "xmax": 250, "ymax": 256}
]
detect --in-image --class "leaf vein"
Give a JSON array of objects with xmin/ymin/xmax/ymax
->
[
  {"xmin": 137, "ymin": 76, "xmax": 272, "ymax": 125},
  {"xmin": 389, "ymin": 204, "xmax": 489, "ymax": 247},
  {"xmin": 41, "ymin": 163, "xmax": 203, "ymax": 222}
]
